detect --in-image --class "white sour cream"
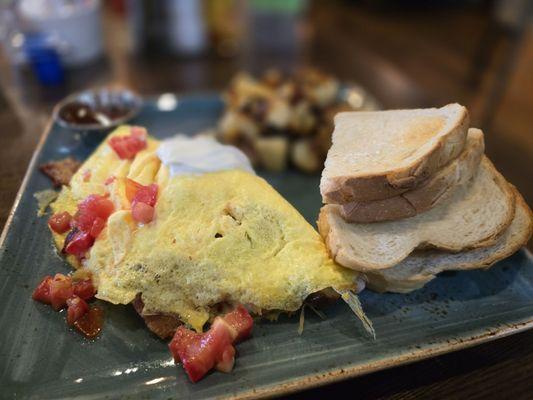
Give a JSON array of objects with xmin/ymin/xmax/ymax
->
[{"xmin": 156, "ymin": 135, "xmax": 255, "ymax": 177}]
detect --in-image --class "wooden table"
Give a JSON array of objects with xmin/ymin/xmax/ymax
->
[{"xmin": 1, "ymin": 2, "xmax": 532, "ymax": 399}]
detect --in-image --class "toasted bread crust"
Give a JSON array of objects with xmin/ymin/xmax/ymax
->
[
  {"xmin": 340, "ymin": 128, "xmax": 485, "ymax": 222},
  {"xmin": 420, "ymin": 157, "xmax": 516, "ymax": 252},
  {"xmin": 365, "ymin": 188, "xmax": 532, "ymax": 293},
  {"xmin": 321, "ymin": 104, "xmax": 470, "ymax": 203},
  {"xmin": 318, "ymin": 157, "xmax": 517, "ymax": 271}
]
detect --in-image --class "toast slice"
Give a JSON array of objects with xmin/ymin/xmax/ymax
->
[
  {"xmin": 318, "ymin": 157, "xmax": 516, "ymax": 271},
  {"xmin": 341, "ymin": 128, "xmax": 485, "ymax": 223},
  {"xmin": 365, "ymin": 189, "xmax": 532, "ymax": 293},
  {"xmin": 320, "ymin": 103, "xmax": 469, "ymax": 203}
]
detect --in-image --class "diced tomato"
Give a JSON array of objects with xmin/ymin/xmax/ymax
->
[
  {"xmin": 66, "ymin": 296, "xmax": 89, "ymax": 325},
  {"xmin": 74, "ymin": 195, "xmax": 114, "ymax": 233},
  {"xmin": 132, "ymin": 183, "xmax": 158, "ymax": 207},
  {"xmin": 74, "ymin": 306, "xmax": 104, "ymax": 338},
  {"xmin": 222, "ymin": 305, "xmax": 254, "ymax": 342},
  {"xmin": 64, "ymin": 229, "xmax": 94, "ymax": 259},
  {"xmin": 32, "ymin": 273, "xmax": 101, "ymax": 337},
  {"xmin": 89, "ymin": 217, "xmax": 106, "ymax": 238},
  {"xmin": 125, "ymin": 179, "xmax": 158, "ymax": 223},
  {"xmin": 168, "ymin": 305, "xmax": 253, "ymax": 382},
  {"xmin": 126, "ymin": 179, "xmax": 158, "ymax": 207},
  {"xmin": 104, "ymin": 176, "xmax": 116, "ymax": 185},
  {"xmin": 48, "ymin": 212, "xmax": 72, "ymax": 234},
  {"xmin": 130, "ymin": 126, "xmax": 146, "ymax": 138},
  {"xmin": 131, "ymin": 202, "xmax": 155, "ymax": 224},
  {"xmin": 215, "ymin": 345, "xmax": 236, "ymax": 373},
  {"xmin": 109, "ymin": 127, "xmax": 147, "ymax": 160},
  {"xmin": 72, "ymin": 279, "xmax": 96, "ymax": 300},
  {"xmin": 32, "ymin": 275, "xmax": 53, "ymax": 304},
  {"xmin": 60, "ymin": 194, "xmax": 114, "ymax": 259},
  {"xmin": 169, "ymin": 320, "xmax": 234, "ymax": 382},
  {"xmin": 49, "ymin": 274, "xmax": 74, "ymax": 310},
  {"xmin": 33, "ymin": 275, "xmax": 96, "ymax": 306},
  {"xmin": 169, "ymin": 328, "xmax": 205, "ymax": 382}
]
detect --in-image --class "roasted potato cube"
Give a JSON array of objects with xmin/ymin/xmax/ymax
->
[
  {"xmin": 218, "ymin": 111, "xmax": 259, "ymax": 143},
  {"xmin": 291, "ymin": 139, "xmax": 322, "ymax": 173},
  {"xmin": 253, "ymin": 136, "xmax": 289, "ymax": 172},
  {"xmin": 266, "ymin": 100, "xmax": 291, "ymax": 129},
  {"xmin": 289, "ymin": 102, "xmax": 316, "ymax": 135}
]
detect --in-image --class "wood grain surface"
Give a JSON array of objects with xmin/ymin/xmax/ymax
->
[{"xmin": 0, "ymin": 1, "xmax": 532, "ymax": 399}]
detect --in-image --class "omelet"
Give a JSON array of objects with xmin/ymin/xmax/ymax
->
[{"xmin": 51, "ymin": 126, "xmax": 359, "ymax": 332}]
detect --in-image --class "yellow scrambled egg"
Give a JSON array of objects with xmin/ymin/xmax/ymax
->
[{"xmin": 51, "ymin": 126, "xmax": 358, "ymax": 331}]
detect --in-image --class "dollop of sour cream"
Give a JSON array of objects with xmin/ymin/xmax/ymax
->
[{"xmin": 156, "ymin": 135, "xmax": 255, "ymax": 177}]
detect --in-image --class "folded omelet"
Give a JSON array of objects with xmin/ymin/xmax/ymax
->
[{"xmin": 51, "ymin": 126, "xmax": 359, "ymax": 331}]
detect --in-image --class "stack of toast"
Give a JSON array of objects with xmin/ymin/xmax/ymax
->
[{"xmin": 318, "ymin": 104, "xmax": 532, "ymax": 293}]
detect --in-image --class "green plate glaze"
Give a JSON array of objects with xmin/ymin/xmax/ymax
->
[{"xmin": 1, "ymin": 94, "xmax": 532, "ymax": 399}]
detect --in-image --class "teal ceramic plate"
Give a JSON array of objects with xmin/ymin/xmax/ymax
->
[{"xmin": 1, "ymin": 94, "xmax": 532, "ymax": 399}]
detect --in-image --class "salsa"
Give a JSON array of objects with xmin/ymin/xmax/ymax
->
[{"xmin": 58, "ymin": 101, "xmax": 131, "ymax": 126}]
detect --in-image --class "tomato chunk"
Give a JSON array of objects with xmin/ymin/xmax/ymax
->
[
  {"xmin": 74, "ymin": 306, "xmax": 104, "ymax": 338},
  {"xmin": 132, "ymin": 183, "xmax": 158, "ymax": 208},
  {"xmin": 126, "ymin": 179, "xmax": 158, "ymax": 207},
  {"xmin": 215, "ymin": 345, "xmax": 236, "ymax": 373},
  {"xmin": 222, "ymin": 305, "xmax": 254, "ymax": 342},
  {"xmin": 168, "ymin": 305, "xmax": 253, "ymax": 382},
  {"xmin": 66, "ymin": 296, "xmax": 89, "ymax": 325},
  {"xmin": 73, "ymin": 194, "xmax": 114, "ymax": 234},
  {"xmin": 126, "ymin": 179, "xmax": 158, "ymax": 223},
  {"xmin": 109, "ymin": 127, "xmax": 147, "ymax": 159},
  {"xmin": 48, "ymin": 212, "xmax": 72, "ymax": 234},
  {"xmin": 131, "ymin": 202, "xmax": 155, "ymax": 224},
  {"xmin": 49, "ymin": 274, "xmax": 74, "ymax": 310},
  {"xmin": 130, "ymin": 126, "xmax": 146, "ymax": 138},
  {"xmin": 33, "ymin": 275, "xmax": 96, "ymax": 307},
  {"xmin": 33, "ymin": 274, "xmax": 101, "ymax": 337},
  {"xmin": 62, "ymin": 194, "xmax": 114, "ymax": 259},
  {"xmin": 89, "ymin": 217, "xmax": 106, "ymax": 238},
  {"xmin": 32, "ymin": 275, "xmax": 53, "ymax": 304},
  {"xmin": 72, "ymin": 279, "xmax": 96, "ymax": 300},
  {"xmin": 169, "ymin": 320, "xmax": 233, "ymax": 383},
  {"xmin": 64, "ymin": 229, "xmax": 94, "ymax": 259}
]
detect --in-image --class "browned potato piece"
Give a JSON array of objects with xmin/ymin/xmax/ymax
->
[
  {"xmin": 291, "ymin": 139, "xmax": 322, "ymax": 173},
  {"xmin": 289, "ymin": 102, "xmax": 316, "ymax": 136},
  {"xmin": 218, "ymin": 111, "xmax": 259, "ymax": 142},
  {"xmin": 253, "ymin": 136, "xmax": 289, "ymax": 172},
  {"xmin": 265, "ymin": 100, "xmax": 291, "ymax": 129}
]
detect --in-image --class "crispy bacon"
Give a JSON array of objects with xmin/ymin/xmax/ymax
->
[
  {"xmin": 168, "ymin": 305, "xmax": 253, "ymax": 382},
  {"xmin": 39, "ymin": 157, "xmax": 81, "ymax": 187}
]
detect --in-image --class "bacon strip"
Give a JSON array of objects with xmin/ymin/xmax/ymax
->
[
  {"xmin": 132, "ymin": 295, "xmax": 181, "ymax": 339},
  {"xmin": 39, "ymin": 158, "xmax": 81, "ymax": 187}
]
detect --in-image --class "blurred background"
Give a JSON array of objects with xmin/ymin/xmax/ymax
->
[{"xmin": 1, "ymin": 0, "xmax": 532, "ymax": 229}]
